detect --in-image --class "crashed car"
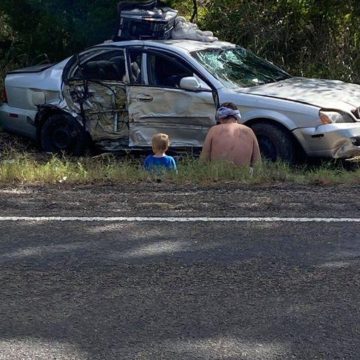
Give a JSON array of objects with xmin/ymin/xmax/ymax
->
[{"xmin": 1, "ymin": 39, "xmax": 360, "ymax": 162}]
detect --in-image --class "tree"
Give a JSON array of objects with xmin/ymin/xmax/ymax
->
[
  {"xmin": 1, "ymin": 0, "xmax": 360, "ymax": 83},
  {"xmin": 202, "ymin": 0, "xmax": 360, "ymax": 82},
  {"xmin": 0, "ymin": 0, "xmax": 119, "ymax": 62}
]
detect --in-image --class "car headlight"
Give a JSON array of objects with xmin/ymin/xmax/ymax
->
[{"xmin": 319, "ymin": 110, "xmax": 355, "ymax": 124}]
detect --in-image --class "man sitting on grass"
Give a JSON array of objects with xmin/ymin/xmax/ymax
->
[{"xmin": 200, "ymin": 102, "xmax": 261, "ymax": 168}]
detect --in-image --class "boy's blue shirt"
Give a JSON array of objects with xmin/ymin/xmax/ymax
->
[{"xmin": 144, "ymin": 155, "xmax": 177, "ymax": 172}]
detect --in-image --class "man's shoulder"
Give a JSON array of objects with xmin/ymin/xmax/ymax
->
[
  {"xmin": 235, "ymin": 123, "xmax": 249, "ymax": 128},
  {"xmin": 215, "ymin": 123, "xmax": 251, "ymax": 131},
  {"xmin": 236, "ymin": 123, "xmax": 255, "ymax": 133},
  {"xmin": 209, "ymin": 124, "xmax": 224, "ymax": 133}
]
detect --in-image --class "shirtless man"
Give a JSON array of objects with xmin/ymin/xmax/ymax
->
[{"xmin": 200, "ymin": 103, "xmax": 261, "ymax": 167}]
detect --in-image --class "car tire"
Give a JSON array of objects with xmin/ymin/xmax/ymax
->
[
  {"xmin": 40, "ymin": 114, "xmax": 87, "ymax": 155},
  {"xmin": 251, "ymin": 122, "xmax": 296, "ymax": 163}
]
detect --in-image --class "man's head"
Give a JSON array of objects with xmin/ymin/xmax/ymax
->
[
  {"xmin": 152, "ymin": 133, "xmax": 170, "ymax": 154},
  {"xmin": 216, "ymin": 102, "xmax": 241, "ymax": 123}
]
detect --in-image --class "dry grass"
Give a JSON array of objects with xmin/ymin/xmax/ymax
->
[
  {"xmin": 0, "ymin": 132, "xmax": 359, "ymax": 186},
  {"xmin": 0, "ymin": 147, "xmax": 359, "ymax": 186}
]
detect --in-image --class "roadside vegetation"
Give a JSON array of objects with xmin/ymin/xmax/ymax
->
[
  {"xmin": 0, "ymin": 144, "xmax": 359, "ymax": 186},
  {"xmin": 1, "ymin": 1, "xmax": 360, "ymax": 94}
]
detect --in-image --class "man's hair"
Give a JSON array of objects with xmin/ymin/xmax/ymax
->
[
  {"xmin": 220, "ymin": 102, "xmax": 238, "ymax": 111},
  {"xmin": 152, "ymin": 133, "xmax": 170, "ymax": 152}
]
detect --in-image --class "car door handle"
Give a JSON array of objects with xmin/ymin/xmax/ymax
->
[{"xmin": 136, "ymin": 94, "xmax": 153, "ymax": 102}]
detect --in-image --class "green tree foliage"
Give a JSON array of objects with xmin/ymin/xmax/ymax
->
[
  {"xmin": 1, "ymin": 0, "xmax": 360, "ymax": 84},
  {"xmin": 0, "ymin": 0, "xmax": 120, "ymax": 62},
  {"xmin": 202, "ymin": 0, "xmax": 360, "ymax": 82},
  {"xmin": 0, "ymin": 0, "xmax": 194, "ymax": 63}
]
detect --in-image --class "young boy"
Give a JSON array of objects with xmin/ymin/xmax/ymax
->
[{"xmin": 144, "ymin": 133, "xmax": 177, "ymax": 173}]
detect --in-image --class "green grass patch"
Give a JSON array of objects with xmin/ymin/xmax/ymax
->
[{"xmin": 0, "ymin": 151, "xmax": 359, "ymax": 186}]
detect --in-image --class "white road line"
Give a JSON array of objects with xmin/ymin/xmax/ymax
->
[{"xmin": 0, "ymin": 216, "xmax": 359, "ymax": 223}]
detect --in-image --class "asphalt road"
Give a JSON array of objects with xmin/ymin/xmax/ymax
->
[{"xmin": 0, "ymin": 184, "xmax": 360, "ymax": 360}]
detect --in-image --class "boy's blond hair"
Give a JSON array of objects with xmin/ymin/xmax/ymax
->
[{"xmin": 152, "ymin": 133, "xmax": 170, "ymax": 152}]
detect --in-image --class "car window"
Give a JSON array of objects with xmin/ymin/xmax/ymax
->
[
  {"xmin": 75, "ymin": 50, "xmax": 127, "ymax": 82},
  {"xmin": 147, "ymin": 53, "xmax": 194, "ymax": 88},
  {"xmin": 192, "ymin": 46, "xmax": 290, "ymax": 88},
  {"xmin": 129, "ymin": 49, "xmax": 143, "ymax": 85}
]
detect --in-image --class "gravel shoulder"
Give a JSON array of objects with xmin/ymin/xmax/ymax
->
[{"xmin": 0, "ymin": 182, "xmax": 358, "ymax": 218}]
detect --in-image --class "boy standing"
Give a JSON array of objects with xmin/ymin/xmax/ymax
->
[{"xmin": 144, "ymin": 133, "xmax": 177, "ymax": 173}]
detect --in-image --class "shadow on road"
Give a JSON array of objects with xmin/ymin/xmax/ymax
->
[{"xmin": 0, "ymin": 221, "xmax": 360, "ymax": 359}]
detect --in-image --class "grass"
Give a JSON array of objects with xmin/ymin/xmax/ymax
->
[{"xmin": 0, "ymin": 149, "xmax": 359, "ymax": 186}]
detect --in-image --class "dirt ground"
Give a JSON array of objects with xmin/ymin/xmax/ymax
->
[
  {"xmin": 0, "ymin": 181, "xmax": 359, "ymax": 220},
  {"xmin": 0, "ymin": 132, "xmax": 38, "ymax": 153}
]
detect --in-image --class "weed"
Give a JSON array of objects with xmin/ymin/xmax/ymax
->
[{"xmin": 0, "ymin": 151, "xmax": 359, "ymax": 186}]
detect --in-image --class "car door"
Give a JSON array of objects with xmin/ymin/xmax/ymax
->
[
  {"xmin": 62, "ymin": 47, "xmax": 129, "ymax": 146},
  {"xmin": 127, "ymin": 49, "xmax": 217, "ymax": 148}
]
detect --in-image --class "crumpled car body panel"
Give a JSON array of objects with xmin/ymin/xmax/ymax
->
[
  {"xmin": 63, "ymin": 80, "xmax": 129, "ymax": 143},
  {"xmin": 127, "ymin": 86, "xmax": 216, "ymax": 147}
]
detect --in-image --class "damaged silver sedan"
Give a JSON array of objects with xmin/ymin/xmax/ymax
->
[{"xmin": 1, "ymin": 39, "xmax": 360, "ymax": 162}]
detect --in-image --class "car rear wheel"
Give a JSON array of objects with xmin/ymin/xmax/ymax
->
[
  {"xmin": 40, "ymin": 114, "xmax": 87, "ymax": 155},
  {"xmin": 251, "ymin": 122, "xmax": 296, "ymax": 163}
]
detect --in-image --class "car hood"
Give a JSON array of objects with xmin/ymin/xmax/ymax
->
[{"xmin": 239, "ymin": 77, "xmax": 360, "ymax": 112}]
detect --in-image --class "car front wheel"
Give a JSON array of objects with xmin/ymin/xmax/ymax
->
[
  {"xmin": 40, "ymin": 114, "xmax": 87, "ymax": 155},
  {"xmin": 251, "ymin": 122, "xmax": 296, "ymax": 163}
]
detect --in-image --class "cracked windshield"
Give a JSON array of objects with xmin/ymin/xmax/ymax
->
[{"xmin": 193, "ymin": 47, "xmax": 290, "ymax": 88}]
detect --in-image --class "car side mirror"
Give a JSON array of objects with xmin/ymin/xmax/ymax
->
[{"xmin": 180, "ymin": 76, "xmax": 201, "ymax": 91}]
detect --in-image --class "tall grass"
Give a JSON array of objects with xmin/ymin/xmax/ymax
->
[
  {"xmin": 0, "ymin": 152, "xmax": 359, "ymax": 186},
  {"xmin": 0, "ymin": 155, "xmax": 147, "ymax": 185}
]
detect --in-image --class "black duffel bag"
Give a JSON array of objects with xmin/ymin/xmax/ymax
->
[{"xmin": 114, "ymin": 1, "xmax": 177, "ymax": 41}]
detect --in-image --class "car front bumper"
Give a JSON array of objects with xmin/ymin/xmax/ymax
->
[{"xmin": 293, "ymin": 123, "xmax": 360, "ymax": 158}]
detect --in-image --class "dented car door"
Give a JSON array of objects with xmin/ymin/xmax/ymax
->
[
  {"xmin": 127, "ymin": 49, "xmax": 216, "ymax": 147},
  {"xmin": 62, "ymin": 47, "xmax": 130, "ymax": 149}
]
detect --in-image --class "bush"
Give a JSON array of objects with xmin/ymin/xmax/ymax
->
[{"xmin": 202, "ymin": 0, "xmax": 360, "ymax": 83}]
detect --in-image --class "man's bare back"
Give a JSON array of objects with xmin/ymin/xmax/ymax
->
[{"xmin": 200, "ymin": 122, "xmax": 261, "ymax": 167}]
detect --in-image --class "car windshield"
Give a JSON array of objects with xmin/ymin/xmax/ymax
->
[{"xmin": 192, "ymin": 46, "xmax": 291, "ymax": 88}]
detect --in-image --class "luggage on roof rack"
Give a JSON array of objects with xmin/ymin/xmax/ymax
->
[{"xmin": 114, "ymin": 1, "xmax": 177, "ymax": 41}]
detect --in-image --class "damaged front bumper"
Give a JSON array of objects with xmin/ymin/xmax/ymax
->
[{"xmin": 293, "ymin": 123, "xmax": 360, "ymax": 159}]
